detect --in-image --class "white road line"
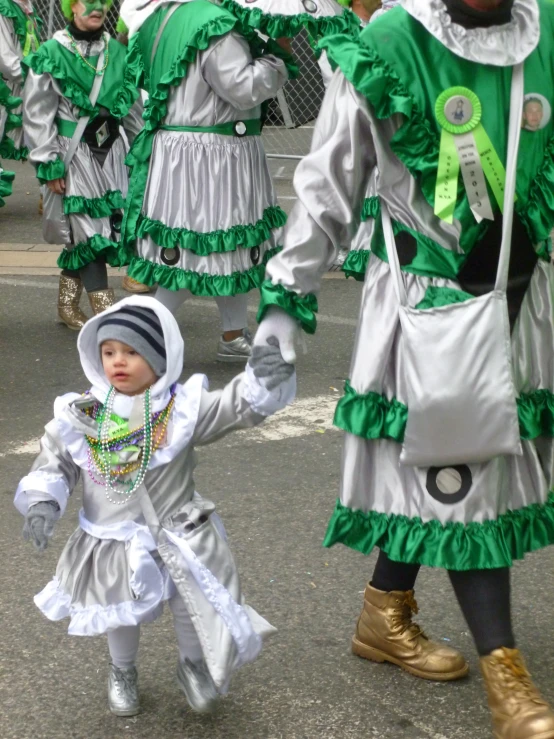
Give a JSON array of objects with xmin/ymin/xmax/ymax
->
[
  {"xmin": 0, "ymin": 394, "xmax": 340, "ymax": 458},
  {"xmin": 0, "ymin": 277, "xmax": 358, "ymax": 327}
]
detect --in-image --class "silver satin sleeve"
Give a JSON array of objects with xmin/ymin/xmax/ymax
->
[
  {"xmin": 192, "ymin": 373, "xmax": 264, "ymax": 446},
  {"xmin": 20, "ymin": 419, "xmax": 81, "ymax": 509},
  {"xmin": 201, "ymin": 32, "xmax": 288, "ymax": 110},
  {"xmin": 23, "ymin": 70, "xmax": 61, "ymax": 168},
  {"xmin": 122, "ymin": 96, "xmax": 144, "ymax": 146},
  {"xmin": 265, "ymin": 72, "xmax": 376, "ymax": 298},
  {"xmin": 0, "ymin": 15, "xmax": 22, "ymax": 84}
]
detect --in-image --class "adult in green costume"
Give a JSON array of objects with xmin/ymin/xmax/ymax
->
[
  {"xmin": 254, "ymin": 1, "xmax": 554, "ymax": 736},
  {"xmin": 22, "ymin": 0, "xmax": 143, "ymax": 329},
  {"xmin": 120, "ymin": 0, "xmax": 297, "ymax": 363},
  {"xmin": 0, "ymin": 0, "xmax": 41, "ymax": 162}
]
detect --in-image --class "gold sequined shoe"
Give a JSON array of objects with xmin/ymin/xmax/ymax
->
[
  {"xmin": 122, "ymin": 276, "xmax": 151, "ymax": 294},
  {"xmin": 88, "ymin": 287, "xmax": 116, "ymax": 315},
  {"xmin": 57, "ymin": 274, "xmax": 88, "ymax": 330},
  {"xmin": 481, "ymin": 648, "xmax": 554, "ymax": 738},
  {"xmin": 352, "ymin": 584, "xmax": 469, "ymax": 681}
]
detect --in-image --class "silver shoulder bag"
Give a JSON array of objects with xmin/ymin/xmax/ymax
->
[{"xmin": 382, "ymin": 64, "xmax": 525, "ymax": 467}]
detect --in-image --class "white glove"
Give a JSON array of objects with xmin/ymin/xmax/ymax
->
[{"xmin": 254, "ymin": 306, "xmax": 300, "ymax": 363}]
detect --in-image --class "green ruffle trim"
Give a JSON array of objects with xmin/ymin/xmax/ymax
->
[
  {"xmin": 0, "ymin": 79, "xmax": 21, "ymax": 111},
  {"xmin": 361, "ymin": 196, "xmax": 379, "ymax": 222},
  {"xmin": 136, "ymin": 205, "xmax": 287, "ymax": 256},
  {"xmin": 323, "ymin": 495, "xmax": 554, "ymax": 570},
  {"xmin": 63, "ymin": 190, "xmax": 125, "ymax": 218},
  {"xmin": 518, "ymin": 134, "xmax": 554, "ymax": 246},
  {"xmin": 0, "ymin": 135, "xmax": 27, "ymax": 161},
  {"xmin": 36, "ymin": 157, "xmax": 65, "ymax": 184},
  {"xmin": 334, "ymin": 380, "xmax": 407, "ymax": 442},
  {"xmin": 342, "ymin": 249, "xmax": 370, "ymax": 281},
  {"xmin": 0, "ymin": 167, "xmax": 15, "ymax": 206},
  {"xmin": 57, "ymin": 234, "xmax": 130, "ymax": 271},
  {"xmin": 0, "ymin": 0, "xmax": 42, "ymax": 59},
  {"xmin": 219, "ymin": 0, "xmax": 360, "ymax": 44},
  {"xmin": 22, "ymin": 45, "xmax": 137, "ymax": 121},
  {"xmin": 334, "ymin": 381, "xmax": 554, "ymax": 444},
  {"xmin": 127, "ymin": 246, "xmax": 281, "ymax": 297},
  {"xmin": 257, "ymin": 280, "xmax": 319, "ymax": 334}
]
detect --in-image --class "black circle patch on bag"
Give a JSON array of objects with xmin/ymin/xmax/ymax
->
[
  {"xmin": 302, "ymin": 0, "xmax": 318, "ymax": 12},
  {"xmin": 250, "ymin": 246, "xmax": 260, "ymax": 265},
  {"xmin": 426, "ymin": 465, "xmax": 473, "ymax": 505},
  {"xmin": 160, "ymin": 247, "xmax": 180, "ymax": 266}
]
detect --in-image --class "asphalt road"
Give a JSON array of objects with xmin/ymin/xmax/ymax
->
[{"xmin": 2, "ymin": 161, "xmax": 554, "ymax": 739}]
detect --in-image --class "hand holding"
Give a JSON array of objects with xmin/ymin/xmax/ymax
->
[
  {"xmin": 47, "ymin": 178, "xmax": 65, "ymax": 195},
  {"xmin": 249, "ymin": 336, "xmax": 295, "ymax": 391},
  {"xmin": 254, "ymin": 306, "xmax": 299, "ymax": 364}
]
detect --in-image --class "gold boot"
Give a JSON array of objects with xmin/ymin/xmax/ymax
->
[
  {"xmin": 481, "ymin": 648, "xmax": 554, "ymax": 738},
  {"xmin": 88, "ymin": 288, "xmax": 116, "ymax": 315},
  {"xmin": 122, "ymin": 275, "xmax": 151, "ymax": 294},
  {"xmin": 352, "ymin": 584, "xmax": 469, "ymax": 681},
  {"xmin": 57, "ymin": 274, "xmax": 88, "ymax": 330}
]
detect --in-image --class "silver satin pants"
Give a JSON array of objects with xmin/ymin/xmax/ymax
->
[
  {"xmin": 155, "ymin": 287, "xmax": 248, "ymax": 331},
  {"xmin": 107, "ymin": 593, "xmax": 203, "ymax": 668}
]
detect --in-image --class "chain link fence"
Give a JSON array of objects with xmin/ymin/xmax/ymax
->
[{"xmin": 33, "ymin": 0, "xmax": 322, "ymax": 161}]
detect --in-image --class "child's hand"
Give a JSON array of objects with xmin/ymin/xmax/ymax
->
[
  {"xmin": 23, "ymin": 501, "xmax": 60, "ymax": 552},
  {"xmin": 249, "ymin": 336, "xmax": 295, "ymax": 391}
]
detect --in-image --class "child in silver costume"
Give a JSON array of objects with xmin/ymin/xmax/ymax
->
[{"xmin": 15, "ymin": 295, "xmax": 295, "ymax": 717}]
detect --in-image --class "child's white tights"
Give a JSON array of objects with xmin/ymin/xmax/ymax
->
[
  {"xmin": 155, "ymin": 287, "xmax": 248, "ymax": 332},
  {"xmin": 107, "ymin": 594, "xmax": 203, "ymax": 669}
]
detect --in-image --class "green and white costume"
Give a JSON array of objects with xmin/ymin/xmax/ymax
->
[
  {"xmin": 0, "ymin": 0, "xmax": 41, "ymax": 161},
  {"xmin": 22, "ymin": 31, "xmax": 142, "ymax": 271},
  {"xmin": 120, "ymin": 0, "xmax": 297, "ymax": 296},
  {"xmin": 259, "ymin": 0, "xmax": 554, "ymax": 570}
]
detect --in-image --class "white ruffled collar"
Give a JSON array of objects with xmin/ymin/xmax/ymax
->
[
  {"xmin": 53, "ymin": 374, "xmax": 208, "ymax": 473},
  {"xmin": 53, "ymin": 28, "xmax": 107, "ymax": 56},
  {"xmin": 401, "ymin": 0, "xmax": 540, "ymax": 67}
]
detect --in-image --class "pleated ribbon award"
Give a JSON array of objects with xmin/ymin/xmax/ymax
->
[{"xmin": 434, "ymin": 86, "xmax": 507, "ymax": 224}]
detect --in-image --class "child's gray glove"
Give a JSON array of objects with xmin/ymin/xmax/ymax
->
[
  {"xmin": 23, "ymin": 501, "xmax": 60, "ymax": 552},
  {"xmin": 249, "ymin": 335, "xmax": 295, "ymax": 391}
]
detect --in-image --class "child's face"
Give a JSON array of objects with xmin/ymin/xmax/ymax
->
[{"xmin": 101, "ymin": 340, "xmax": 158, "ymax": 395}]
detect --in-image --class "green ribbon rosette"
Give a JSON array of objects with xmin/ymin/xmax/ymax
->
[
  {"xmin": 434, "ymin": 86, "xmax": 508, "ymax": 224},
  {"xmin": 22, "ymin": 18, "xmax": 40, "ymax": 57}
]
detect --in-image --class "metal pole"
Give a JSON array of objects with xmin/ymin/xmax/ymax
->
[
  {"xmin": 266, "ymin": 154, "xmax": 302, "ymax": 161},
  {"xmin": 47, "ymin": 0, "xmax": 56, "ymax": 38}
]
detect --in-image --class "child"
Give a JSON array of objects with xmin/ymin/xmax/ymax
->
[{"xmin": 15, "ymin": 295, "xmax": 295, "ymax": 717}]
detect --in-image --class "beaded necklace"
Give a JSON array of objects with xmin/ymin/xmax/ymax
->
[
  {"xmin": 65, "ymin": 28, "xmax": 109, "ymax": 76},
  {"xmin": 85, "ymin": 386, "xmax": 176, "ymax": 505}
]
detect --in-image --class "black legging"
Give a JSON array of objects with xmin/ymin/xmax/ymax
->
[
  {"xmin": 62, "ymin": 257, "xmax": 108, "ymax": 293},
  {"xmin": 371, "ymin": 550, "xmax": 515, "ymax": 656}
]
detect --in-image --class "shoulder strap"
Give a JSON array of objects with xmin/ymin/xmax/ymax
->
[
  {"xmin": 63, "ymin": 39, "xmax": 106, "ymax": 168},
  {"xmin": 151, "ymin": 3, "xmax": 180, "ymax": 65}
]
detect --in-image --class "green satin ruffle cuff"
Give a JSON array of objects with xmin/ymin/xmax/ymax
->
[
  {"xmin": 323, "ymin": 495, "xmax": 554, "ymax": 570},
  {"xmin": 36, "ymin": 157, "xmax": 65, "ymax": 184},
  {"xmin": 63, "ymin": 190, "xmax": 125, "ymax": 219},
  {"xmin": 257, "ymin": 280, "xmax": 318, "ymax": 334}
]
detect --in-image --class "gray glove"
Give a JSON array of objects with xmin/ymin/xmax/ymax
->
[
  {"xmin": 23, "ymin": 501, "xmax": 60, "ymax": 552},
  {"xmin": 249, "ymin": 335, "xmax": 295, "ymax": 391}
]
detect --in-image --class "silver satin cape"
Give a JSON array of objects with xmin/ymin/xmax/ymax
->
[
  {"xmin": 22, "ymin": 31, "xmax": 143, "ymax": 254},
  {"xmin": 14, "ymin": 296, "xmax": 296, "ymax": 689},
  {"xmin": 129, "ymin": 28, "xmax": 288, "ymax": 294},
  {"xmin": 264, "ymin": 0, "xmax": 554, "ymax": 568}
]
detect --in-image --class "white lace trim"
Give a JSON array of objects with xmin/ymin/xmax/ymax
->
[
  {"xmin": 51, "ymin": 375, "xmax": 208, "ymax": 473},
  {"xmin": 402, "ymin": 0, "xmax": 540, "ymax": 67}
]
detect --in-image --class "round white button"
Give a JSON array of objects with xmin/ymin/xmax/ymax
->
[{"xmin": 234, "ymin": 121, "xmax": 247, "ymax": 136}]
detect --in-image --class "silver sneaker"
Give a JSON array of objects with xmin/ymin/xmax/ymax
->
[
  {"xmin": 216, "ymin": 329, "xmax": 252, "ymax": 363},
  {"xmin": 176, "ymin": 658, "xmax": 219, "ymax": 713},
  {"xmin": 108, "ymin": 663, "xmax": 140, "ymax": 717}
]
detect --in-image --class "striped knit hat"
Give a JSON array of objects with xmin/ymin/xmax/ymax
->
[{"xmin": 97, "ymin": 305, "xmax": 167, "ymax": 376}]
